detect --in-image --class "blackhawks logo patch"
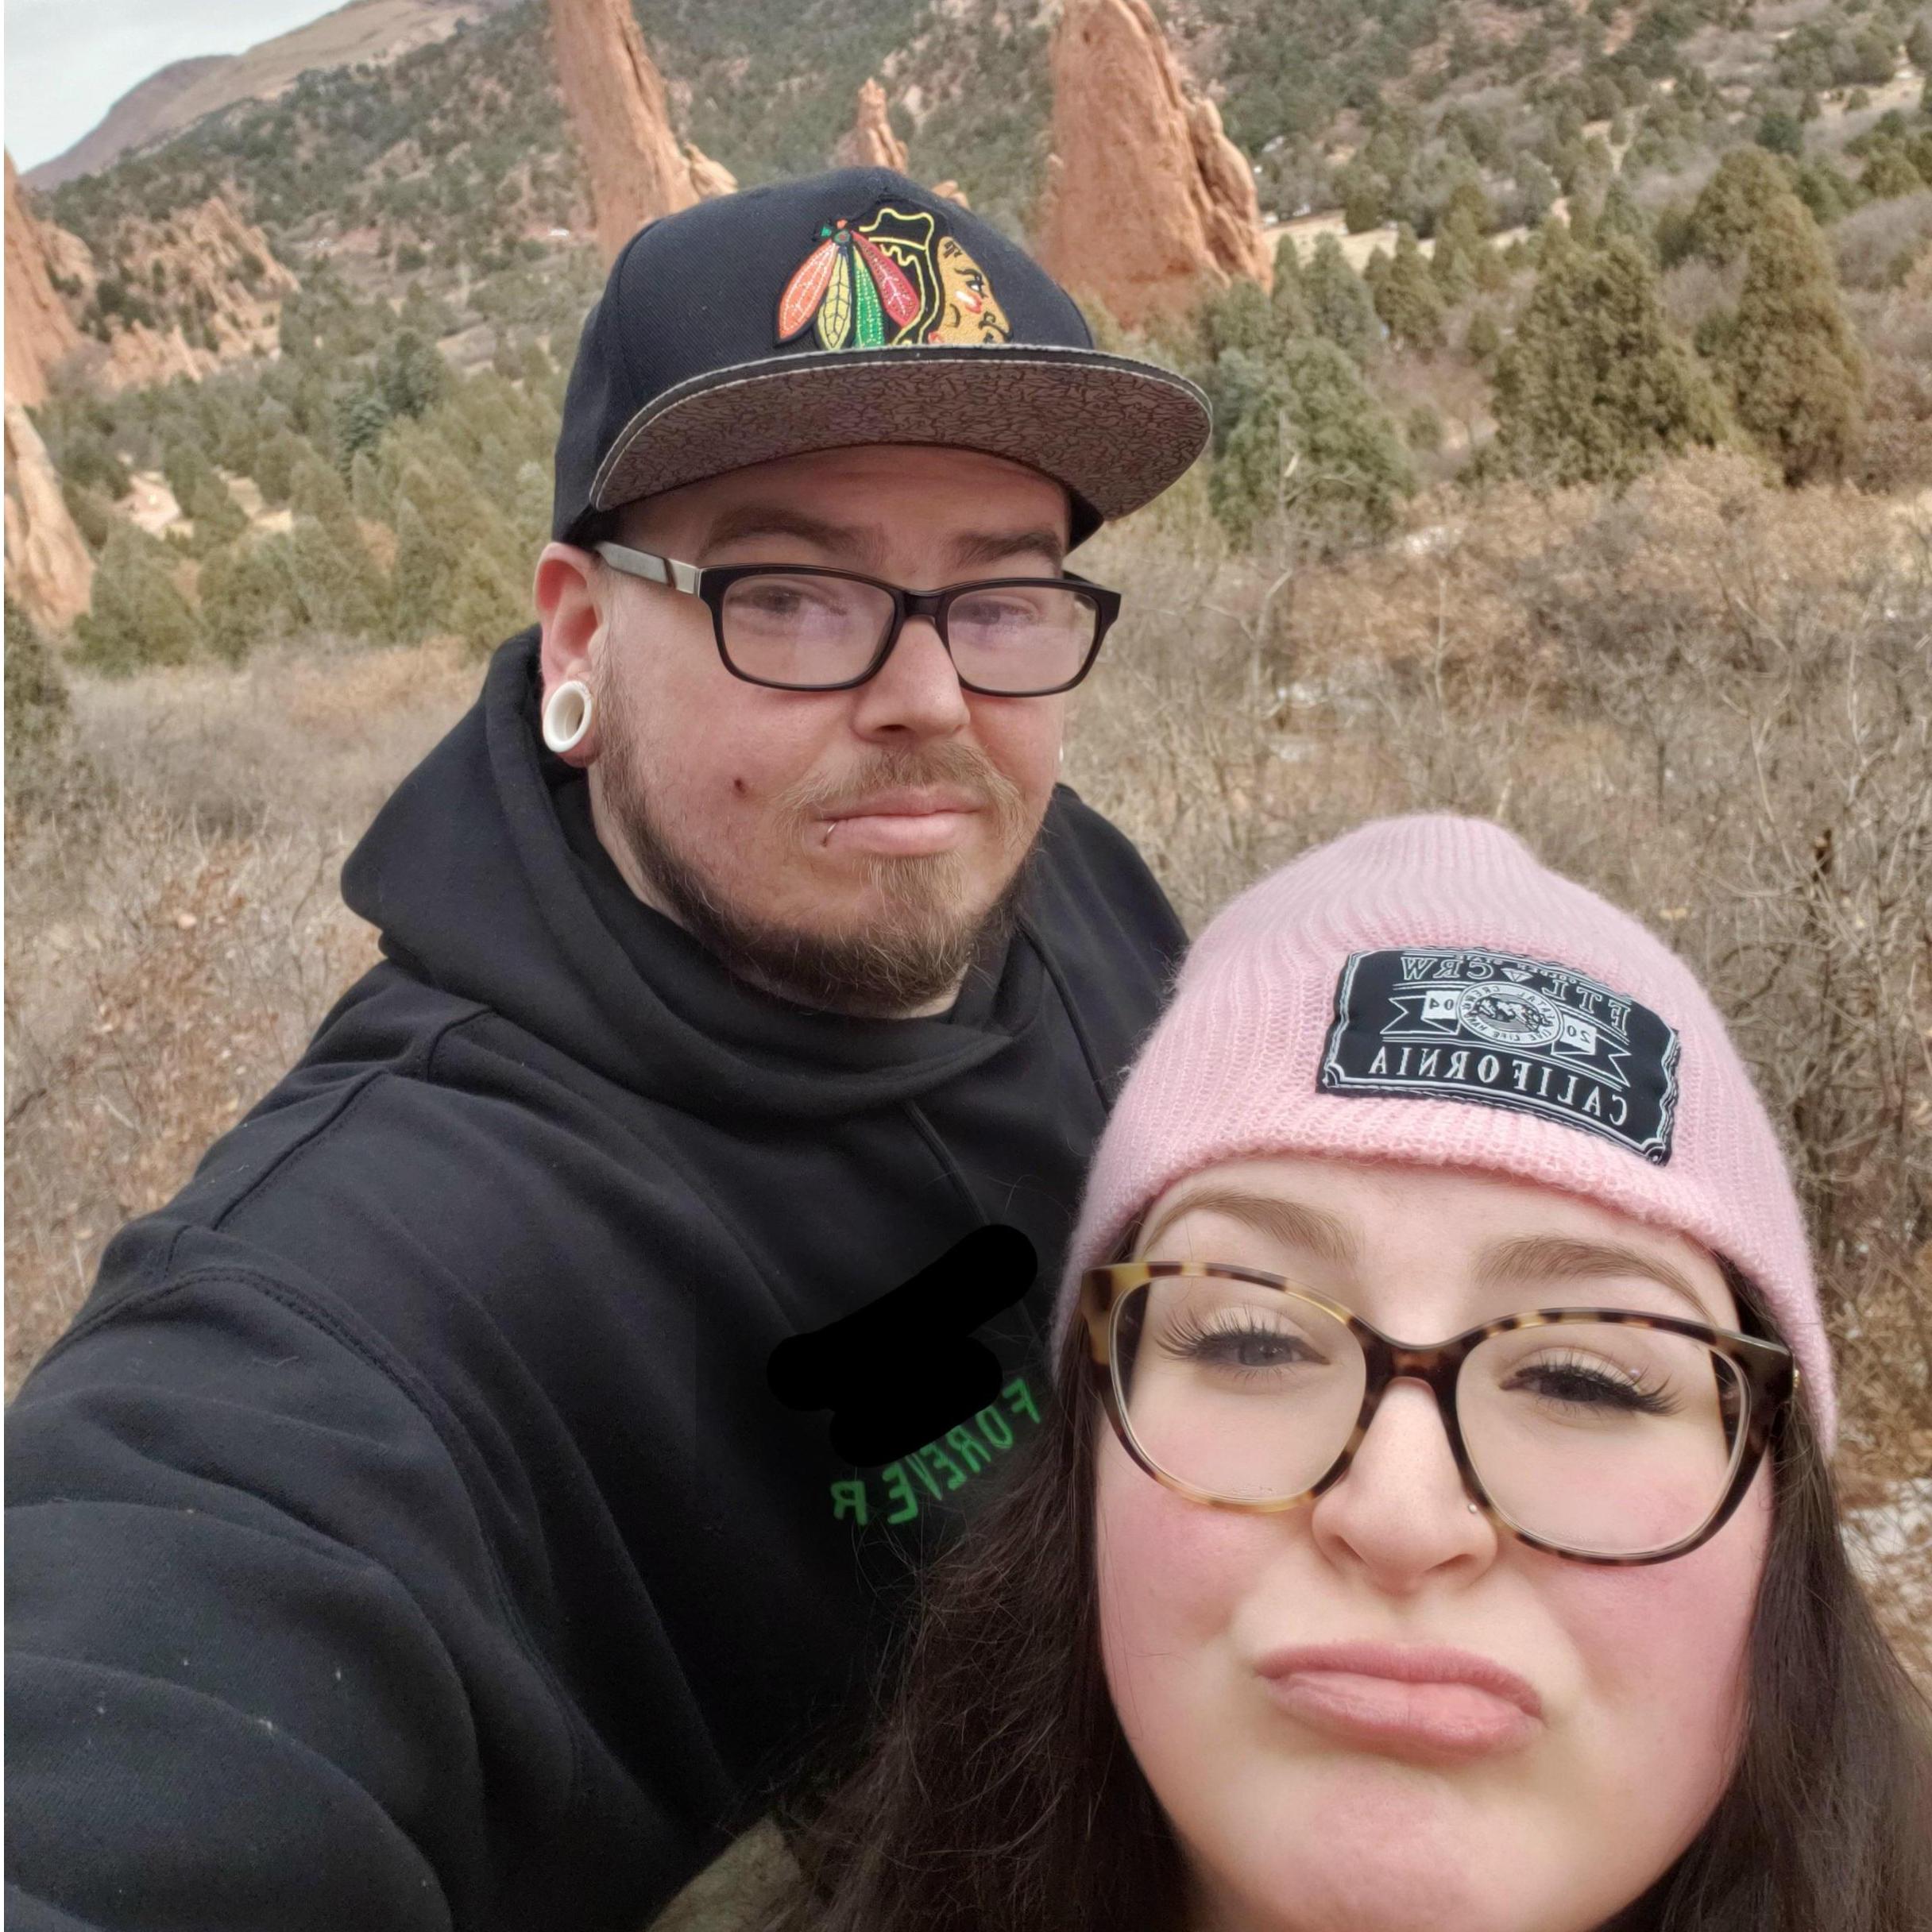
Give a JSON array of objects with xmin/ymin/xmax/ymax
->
[{"xmin": 776, "ymin": 204, "xmax": 1013, "ymax": 350}]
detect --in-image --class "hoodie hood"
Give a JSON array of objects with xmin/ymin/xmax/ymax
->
[{"xmin": 342, "ymin": 628, "xmax": 1046, "ymax": 1122}]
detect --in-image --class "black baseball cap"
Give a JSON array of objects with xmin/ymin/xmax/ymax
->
[{"xmin": 551, "ymin": 167, "xmax": 1211, "ymax": 551}]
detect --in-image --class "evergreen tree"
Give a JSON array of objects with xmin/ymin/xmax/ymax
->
[
  {"xmin": 1280, "ymin": 338, "xmax": 1413, "ymax": 541},
  {"xmin": 512, "ymin": 460, "xmax": 551, "ymax": 554},
  {"xmin": 1374, "ymin": 226, "xmax": 1447, "ymax": 352},
  {"xmin": 198, "ymin": 541, "xmax": 290, "ymax": 664},
  {"xmin": 1688, "ymin": 147, "xmax": 1791, "ymax": 265},
  {"xmin": 75, "ymin": 526, "xmax": 199, "ymax": 675},
  {"xmin": 1790, "ymin": 156, "xmax": 1860, "ymax": 225},
  {"xmin": 335, "ymin": 384, "xmax": 392, "ymax": 469},
  {"xmin": 1303, "ymin": 235, "xmax": 1381, "ymax": 364},
  {"xmin": 288, "ymin": 514, "xmax": 383, "ymax": 639},
  {"xmin": 1200, "ymin": 279, "xmax": 1283, "ymax": 365},
  {"xmin": 388, "ymin": 498, "xmax": 447, "ymax": 643},
  {"xmin": 446, "ymin": 537, "xmax": 528, "ymax": 655},
  {"xmin": 1493, "ymin": 234, "xmax": 1723, "ymax": 486},
  {"xmin": 252, "ymin": 427, "xmax": 310, "ymax": 507},
  {"xmin": 377, "ymin": 329, "xmax": 449, "ymax": 420},
  {"xmin": 350, "ymin": 448, "xmax": 389, "ymax": 523},
  {"xmin": 1595, "ymin": 178, "xmax": 1652, "ymax": 250},
  {"xmin": 1208, "ymin": 340, "xmax": 1413, "ymax": 549},
  {"xmin": 1861, "ymin": 141, "xmax": 1923, "ymax": 199},
  {"xmin": 1270, "ymin": 234, "xmax": 1311, "ymax": 338},
  {"xmin": 1465, "ymin": 306, "xmax": 1502, "ymax": 361},
  {"xmin": 1724, "ymin": 191, "xmax": 1865, "ymax": 483}
]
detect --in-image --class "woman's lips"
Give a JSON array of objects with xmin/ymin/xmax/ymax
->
[{"xmin": 1254, "ymin": 1643, "xmax": 1543, "ymax": 1760}]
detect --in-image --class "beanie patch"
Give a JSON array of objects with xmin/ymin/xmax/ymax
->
[{"xmin": 1319, "ymin": 947, "xmax": 1680, "ymax": 1165}]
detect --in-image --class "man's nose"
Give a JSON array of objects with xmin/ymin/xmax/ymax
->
[{"xmin": 848, "ymin": 614, "xmax": 972, "ymax": 739}]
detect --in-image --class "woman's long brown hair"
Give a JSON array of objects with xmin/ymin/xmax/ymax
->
[{"xmin": 759, "ymin": 1273, "xmax": 1932, "ymax": 1932}]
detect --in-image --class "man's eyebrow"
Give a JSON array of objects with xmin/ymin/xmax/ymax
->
[
  {"xmin": 1475, "ymin": 1235, "xmax": 1719, "ymax": 1324},
  {"xmin": 945, "ymin": 527, "xmax": 1067, "ymax": 573},
  {"xmin": 700, "ymin": 505, "xmax": 879, "ymax": 560},
  {"xmin": 1138, "ymin": 1188, "xmax": 1359, "ymax": 1269}
]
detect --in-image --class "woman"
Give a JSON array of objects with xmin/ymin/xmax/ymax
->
[{"xmin": 763, "ymin": 816, "xmax": 1932, "ymax": 1932}]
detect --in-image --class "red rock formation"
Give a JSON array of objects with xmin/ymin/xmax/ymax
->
[
  {"xmin": 1034, "ymin": 0, "xmax": 1270, "ymax": 328},
  {"xmin": 549, "ymin": 0, "xmax": 732, "ymax": 265},
  {"xmin": 86, "ymin": 197, "xmax": 298, "ymax": 393},
  {"xmin": 684, "ymin": 141, "xmax": 738, "ymax": 202},
  {"xmin": 5, "ymin": 404, "xmax": 95, "ymax": 630},
  {"xmin": 6, "ymin": 153, "xmax": 83, "ymax": 407},
  {"xmin": 835, "ymin": 79, "xmax": 908, "ymax": 172}
]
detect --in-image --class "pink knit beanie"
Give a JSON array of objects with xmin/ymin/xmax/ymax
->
[{"xmin": 1057, "ymin": 814, "xmax": 1833, "ymax": 1447}]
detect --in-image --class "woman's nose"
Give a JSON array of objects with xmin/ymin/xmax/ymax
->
[{"xmin": 1307, "ymin": 1378, "xmax": 1496, "ymax": 1591}]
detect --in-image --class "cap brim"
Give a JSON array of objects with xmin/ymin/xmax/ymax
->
[{"xmin": 586, "ymin": 344, "xmax": 1211, "ymax": 544}]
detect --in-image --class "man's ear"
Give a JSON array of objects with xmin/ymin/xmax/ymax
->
[{"xmin": 534, "ymin": 542, "xmax": 605, "ymax": 763}]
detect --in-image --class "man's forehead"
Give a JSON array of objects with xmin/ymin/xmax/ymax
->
[{"xmin": 617, "ymin": 448, "xmax": 1072, "ymax": 559}]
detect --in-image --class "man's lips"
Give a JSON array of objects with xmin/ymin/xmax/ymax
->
[
  {"xmin": 1254, "ymin": 1642, "xmax": 1543, "ymax": 1760},
  {"xmin": 817, "ymin": 787, "xmax": 984, "ymax": 856}
]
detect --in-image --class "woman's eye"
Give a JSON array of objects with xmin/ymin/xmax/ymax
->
[
  {"xmin": 1505, "ymin": 1357, "xmax": 1672, "ymax": 1415},
  {"xmin": 1175, "ymin": 1326, "xmax": 1319, "ymax": 1372}
]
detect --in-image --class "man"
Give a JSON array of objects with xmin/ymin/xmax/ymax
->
[{"xmin": 6, "ymin": 169, "xmax": 1209, "ymax": 1930}]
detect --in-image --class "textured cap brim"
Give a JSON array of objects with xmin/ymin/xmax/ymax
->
[{"xmin": 587, "ymin": 344, "xmax": 1211, "ymax": 539}]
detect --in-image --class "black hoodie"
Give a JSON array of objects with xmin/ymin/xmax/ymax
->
[{"xmin": 5, "ymin": 630, "xmax": 1186, "ymax": 1932}]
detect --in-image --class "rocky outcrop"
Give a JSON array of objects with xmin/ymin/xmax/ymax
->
[
  {"xmin": 835, "ymin": 79, "xmax": 909, "ymax": 172},
  {"xmin": 6, "ymin": 153, "xmax": 83, "ymax": 407},
  {"xmin": 1034, "ymin": 0, "xmax": 1270, "ymax": 328},
  {"xmin": 684, "ymin": 141, "xmax": 738, "ymax": 202},
  {"xmin": 5, "ymin": 404, "xmax": 95, "ymax": 631},
  {"xmin": 86, "ymin": 196, "xmax": 299, "ymax": 393},
  {"xmin": 549, "ymin": 0, "xmax": 732, "ymax": 266}
]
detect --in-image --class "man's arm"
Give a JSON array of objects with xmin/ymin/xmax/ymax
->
[{"xmin": 6, "ymin": 1266, "xmax": 568, "ymax": 1931}]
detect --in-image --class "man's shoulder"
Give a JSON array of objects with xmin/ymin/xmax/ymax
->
[
  {"xmin": 81, "ymin": 972, "xmax": 741, "ymax": 1360},
  {"xmin": 1033, "ymin": 782, "xmax": 1187, "ymax": 959}
]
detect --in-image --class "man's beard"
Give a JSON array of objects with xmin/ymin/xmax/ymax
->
[{"xmin": 590, "ymin": 678, "xmax": 1042, "ymax": 1018}]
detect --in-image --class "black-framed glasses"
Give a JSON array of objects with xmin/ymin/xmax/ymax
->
[
  {"xmin": 1080, "ymin": 1261, "xmax": 1797, "ymax": 1566},
  {"xmin": 593, "ymin": 541, "xmax": 1119, "ymax": 696}
]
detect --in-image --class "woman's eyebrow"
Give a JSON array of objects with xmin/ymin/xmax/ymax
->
[
  {"xmin": 1476, "ymin": 1235, "xmax": 1718, "ymax": 1324},
  {"xmin": 1139, "ymin": 1188, "xmax": 1358, "ymax": 1268}
]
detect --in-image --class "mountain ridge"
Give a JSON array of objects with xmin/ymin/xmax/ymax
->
[{"xmin": 24, "ymin": 0, "xmax": 521, "ymax": 191}]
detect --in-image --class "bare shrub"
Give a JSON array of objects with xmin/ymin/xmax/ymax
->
[
  {"xmin": 1850, "ymin": 257, "xmax": 1932, "ymax": 493},
  {"xmin": 1832, "ymin": 187, "xmax": 1932, "ymax": 290},
  {"xmin": 4, "ymin": 639, "xmax": 477, "ymax": 1392}
]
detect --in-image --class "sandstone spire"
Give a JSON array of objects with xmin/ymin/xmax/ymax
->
[
  {"xmin": 548, "ymin": 0, "xmax": 731, "ymax": 267},
  {"xmin": 835, "ymin": 79, "xmax": 908, "ymax": 172},
  {"xmin": 1034, "ymin": 0, "xmax": 1270, "ymax": 328},
  {"xmin": 6, "ymin": 153, "xmax": 83, "ymax": 407},
  {"xmin": 5, "ymin": 404, "xmax": 95, "ymax": 631}
]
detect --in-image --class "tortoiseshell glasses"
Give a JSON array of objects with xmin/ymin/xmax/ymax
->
[{"xmin": 1080, "ymin": 1262, "xmax": 1797, "ymax": 1565}]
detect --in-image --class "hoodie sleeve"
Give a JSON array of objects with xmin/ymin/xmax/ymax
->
[{"xmin": 4, "ymin": 1265, "xmax": 579, "ymax": 1932}]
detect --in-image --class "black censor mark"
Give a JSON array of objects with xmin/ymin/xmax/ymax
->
[{"xmin": 767, "ymin": 1223, "xmax": 1037, "ymax": 1466}]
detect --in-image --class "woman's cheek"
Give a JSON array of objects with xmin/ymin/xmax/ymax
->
[
  {"xmin": 1544, "ymin": 1475, "xmax": 1768, "ymax": 1837},
  {"xmin": 1094, "ymin": 1439, "xmax": 1263, "ymax": 1748}
]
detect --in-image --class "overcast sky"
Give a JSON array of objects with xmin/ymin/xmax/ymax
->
[{"xmin": 5, "ymin": 0, "xmax": 346, "ymax": 172}]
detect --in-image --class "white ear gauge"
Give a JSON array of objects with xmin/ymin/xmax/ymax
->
[{"xmin": 543, "ymin": 678, "xmax": 593, "ymax": 754}]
